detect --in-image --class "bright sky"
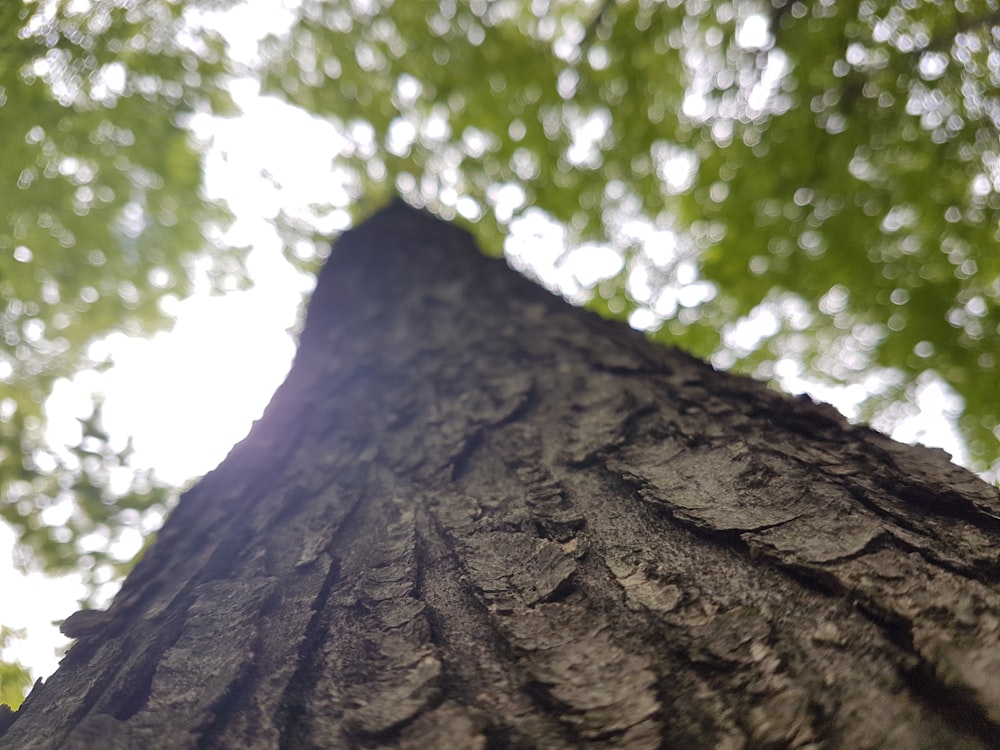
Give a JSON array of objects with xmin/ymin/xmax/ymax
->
[{"xmin": 0, "ymin": 5, "xmax": 972, "ymax": 692}]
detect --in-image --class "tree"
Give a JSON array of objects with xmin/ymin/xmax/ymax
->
[
  {"xmin": 5, "ymin": 0, "xmax": 1000, "ymax": 712},
  {"xmin": 4, "ymin": 201, "xmax": 999, "ymax": 748}
]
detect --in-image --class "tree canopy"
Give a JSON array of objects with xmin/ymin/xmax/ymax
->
[
  {"xmin": 260, "ymin": 0, "xmax": 1000, "ymax": 476},
  {"xmin": 2, "ymin": 0, "xmax": 999, "ymax": 704},
  {"xmin": 1, "ymin": 0, "xmax": 245, "ymax": 592}
]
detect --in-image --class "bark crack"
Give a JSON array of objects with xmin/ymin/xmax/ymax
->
[
  {"xmin": 275, "ymin": 556, "xmax": 343, "ymax": 748},
  {"xmin": 449, "ymin": 379, "xmax": 539, "ymax": 481}
]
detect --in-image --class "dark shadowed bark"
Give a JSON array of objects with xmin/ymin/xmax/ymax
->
[{"xmin": 4, "ymin": 200, "xmax": 1000, "ymax": 749}]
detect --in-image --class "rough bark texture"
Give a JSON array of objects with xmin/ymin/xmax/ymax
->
[{"xmin": 4, "ymin": 200, "xmax": 1000, "ymax": 749}]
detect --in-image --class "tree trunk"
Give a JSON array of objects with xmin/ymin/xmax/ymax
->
[{"xmin": 4, "ymin": 200, "xmax": 1000, "ymax": 749}]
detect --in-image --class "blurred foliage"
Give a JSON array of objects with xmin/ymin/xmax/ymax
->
[
  {"xmin": 1, "ymin": 1, "xmax": 246, "ymax": 604},
  {"xmin": 7, "ymin": 399, "xmax": 171, "ymax": 582},
  {"xmin": 0, "ymin": 626, "xmax": 31, "ymax": 710},
  {"xmin": 262, "ymin": 0, "xmax": 999, "ymax": 476}
]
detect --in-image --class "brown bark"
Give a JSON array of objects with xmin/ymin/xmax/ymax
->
[{"xmin": 4, "ymin": 200, "xmax": 1000, "ymax": 749}]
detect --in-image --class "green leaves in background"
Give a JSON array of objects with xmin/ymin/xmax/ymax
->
[
  {"xmin": 1, "ymin": 0, "xmax": 242, "ymax": 595},
  {"xmin": 262, "ymin": 0, "xmax": 999, "ymax": 475},
  {"xmin": 0, "ymin": 626, "xmax": 31, "ymax": 711},
  {"xmin": 3, "ymin": 398, "xmax": 171, "ymax": 590}
]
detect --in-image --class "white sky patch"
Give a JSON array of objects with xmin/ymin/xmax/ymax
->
[
  {"xmin": 642, "ymin": 229, "xmax": 678, "ymax": 267},
  {"xmin": 504, "ymin": 211, "xmax": 626, "ymax": 302},
  {"xmin": 505, "ymin": 208, "xmax": 568, "ymax": 288},
  {"xmin": 108, "ymin": 270, "xmax": 303, "ymax": 482},
  {"xmin": 629, "ymin": 308, "xmax": 659, "ymax": 331},
  {"xmin": 736, "ymin": 14, "xmax": 771, "ymax": 50},
  {"xmin": 44, "ymin": 240, "xmax": 310, "ymax": 487},
  {"xmin": 806, "ymin": 377, "xmax": 964, "ymax": 463},
  {"xmin": 653, "ymin": 143, "xmax": 698, "ymax": 194},
  {"xmin": 193, "ymin": 78, "xmax": 352, "ymax": 229},
  {"xmin": 747, "ymin": 49, "xmax": 790, "ymax": 113},
  {"xmin": 0, "ymin": 524, "xmax": 84, "ymax": 680},
  {"xmin": 487, "ymin": 182, "xmax": 526, "ymax": 223},
  {"xmin": 187, "ymin": 0, "xmax": 298, "ymax": 66},
  {"xmin": 682, "ymin": 92, "xmax": 708, "ymax": 120},
  {"xmin": 676, "ymin": 281, "xmax": 716, "ymax": 308},
  {"xmin": 883, "ymin": 375, "xmax": 969, "ymax": 462},
  {"xmin": 566, "ymin": 108, "xmax": 611, "ymax": 167},
  {"xmin": 565, "ymin": 244, "xmax": 623, "ymax": 288}
]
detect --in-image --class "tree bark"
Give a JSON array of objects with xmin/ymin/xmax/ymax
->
[{"xmin": 4, "ymin": 200, "xmax": 1000, "ymax": 749}]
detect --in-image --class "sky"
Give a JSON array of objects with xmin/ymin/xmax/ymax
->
[{"xmin": 0, "ymin": 2, "xmax": 973, "ymax": 691}]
